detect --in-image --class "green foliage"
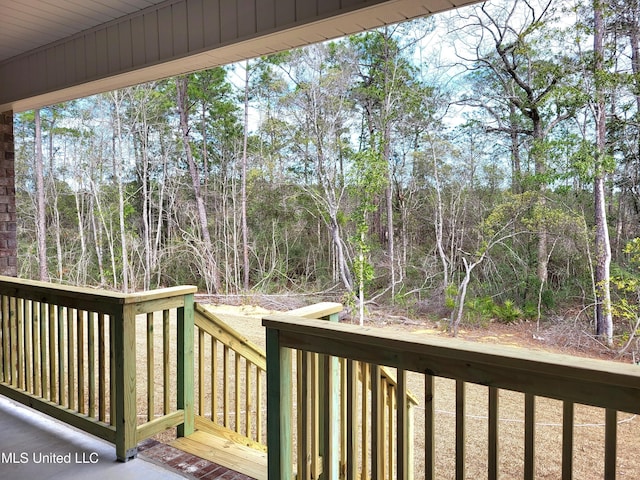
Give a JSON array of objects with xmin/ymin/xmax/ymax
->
[
  {"xmin": 445, "ymin": 283, "xmax": 458, "ymax": 310},
  {"xmin": 464, "ymin": 296, "xmax": 495, "ymax": 327},
  {"xmin": 541, "ymin": 289, "xmax": 555, "ymax": 310},
  {"xmin": 463, "ymin": 296, "xmax": 527, "ymax": 326},
  {"xmin": 611, "ymin": 240, "xmax": 640, "ymax": 321},
  {"xmin": 349, "ymin": 143, "xmax": 388, "ymax": 297},
  {"xmin": 493, "ymin": 300, "xmax": 523, "ymax": 325}
]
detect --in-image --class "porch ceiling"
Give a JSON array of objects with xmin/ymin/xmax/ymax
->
[{"xmin": 0, "ymin": 0, "xmax": 480, "ymax": 113}]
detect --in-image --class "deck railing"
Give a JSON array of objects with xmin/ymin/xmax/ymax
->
[
  {"xmin": 192, "ymin": 302, "xmax": 347, "ymax": 451},
  {"xmin": 193, "ymin": 302, "xmax": 268, "ymax": 448},
  {"xmin": 0, "ymin": 276, "xmax": 196, "ymax": 461},
  {"xmin": 263, "ymin": 316, "xmax": 640, "ymax": 480},
  {"xmin": 194, "ymin": 301, "xmax": 417, "ymax": 478}
]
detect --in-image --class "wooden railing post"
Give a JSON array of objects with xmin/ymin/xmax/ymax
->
[
  {"xmin": 266, "ymin": 326, "xmax": 292, "ymax": 480},
  {"xmin": 318, "ymin": 312, "xmax": 340, "ymax": 480},
  {"xmin": 114, "ymin": 303, "xmax": 137, "ymax": 462},
  {"xmin": 177, "ymin": 292, "xmax": 194, "ymax": 437}
]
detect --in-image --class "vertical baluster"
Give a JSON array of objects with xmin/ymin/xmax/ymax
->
[
  {"xmin": 88, "ymin": 312, "xmax": 96, "ymax": 418},
  {"xmin": 321, "ymin": 351, "xmax": 338, "ymax": 479},
  {"xmin": 425, "ymin": 373, "xmax": 435, "ymax": 480},
  {"xmin": 223, "ymin": 345, "xmax": 229, "ymax": 427},
  {"xmin": 33, "ymin": 301, "xmax": 41, "ymax": 397},
  {"xmin": 48, "ymin": 303, "xmax": 56, "ymax": 402},
  {"xmin": 10, "ymin": 297, "xmax": 18, "ymax": 386},
  {"xmin": 310, "ymin": 353, "xmax": 320, "ymax": 479},
  {"xmin": 245, "ymin": 361, "xmax": 252, "ymax": 439},
  {"xmin": 17, "ymin": 298, "xmax": 25, "ymax": 390},
  {"xmin": 456, "ymin": 380, "xmax": 466, "ymax": 480},
  {"xmin": 0, "ymin": 295, "xmax": 6, "ymax": 383},
  {"xmin": 78, "ymin": 310, "xmax": 85, "ymax": 413},
  {"xmin": 524, "ymin": 393, "xmax": 536, "ymax": 480},
  {"xmin": 604, "ymin": 409, "xmax": 617, "ymax": 479},
  {"xmin": 340, "ymin": 358, "xmax": 348, "ymax": 475},
  {"xmin": 371, "ymin": 364, "xmax": 383, "ymax": 479},
  {"xmin": 397, "ymin": 369, "xmax": 409, "ymax": 480},
  {"xmin": 346, "ymin": 360, "xmax": 358, "ymax": 480},
  {"xmin": 256, "ymin": 366, "xmax": 263, "ymax": 444},
  {"xmin": 299, "ymin": 351, "xmax": 309, "ymax": 480},
  {"xmin": 67, "ymin": 307, "xmax": 75, "ymax": 410},
  {"xmin": 110, "ymin": 313, "xmax": 116, "ymax": 426},
  {"xmin": 562, "ymin": 401, "xmax": 574, "ymax": 480},
  {"xmin": 39, "ymin": 302, "xmax": 47, "ymax": 399},
  {"xmin": 163, "ymin": 310, "xmax": 170, "ymax": 415},
  {"xmin": 211, "ymin": 337, "xmax": 217, "ymax": 422},
  {"xmin": 387, "ymin": 382, "xmax": 394, "ymax": 478},
  {"xmin": 489, "ymin": 387, "xmax": 499, "ymax": 480},
  {"xmin": 198, "ymin": 328, "xmax": 204, "ymax": 416},
  {"xmin": 98, "ymin": 313, "xmax": 106, "ymax": 422},
  {"xmin": 147, "ymin": 312, "xmax": 154, "ymax": 421},
  {"xmin": 57, "ymin": 305, "xmax": 64, "ymax": 405},
  {"xmin": 24, "ymin": 300, "xmax": 32, "ymax": 393},
  {"xmin": 296, "ymin": 350, "xmax": 303, "ymax": 475},
  {"xmin": 235, "ymin": 352, "xmax": 241, "ymax": 433},
  {"xmin": 361, "ymin": 362, "xmax": 369, "ymax": 480}
]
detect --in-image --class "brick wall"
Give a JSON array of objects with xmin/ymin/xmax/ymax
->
[{"xmin": 0, "ymin": 111, "xmax": 16, "ymax": 277}]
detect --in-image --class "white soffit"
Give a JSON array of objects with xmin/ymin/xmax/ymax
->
[
  {"xmin": 0, "ymin": 0, "xmax": 481, "ymax": 112},
  {"xmin": 0, "ymin": 0, "xmax": 166, "ymax": 62}
]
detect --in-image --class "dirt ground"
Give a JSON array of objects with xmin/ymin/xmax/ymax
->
[{"xmin": 195, "ymin": 297, "xmax": 640, "ymax": 479}]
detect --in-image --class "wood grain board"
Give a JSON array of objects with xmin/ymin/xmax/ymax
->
[{"xmin": 171, "ymin": 430, "xmax": 267, "ymax": 480}]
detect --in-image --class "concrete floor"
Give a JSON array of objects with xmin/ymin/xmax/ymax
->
[{"xmin": 0, "ymin": 395, "xmax": 187, "ymax": 480}]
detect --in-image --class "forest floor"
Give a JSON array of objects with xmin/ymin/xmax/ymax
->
[{"xmin": 197, "ymin": 295, "xmax": 640, "ymax": 479}]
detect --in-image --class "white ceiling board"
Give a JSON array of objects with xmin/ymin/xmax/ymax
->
[
  {"xmin": 0, "ymin": 0, "xmax": 166, "ymax": 62},
  {"xmin": 0, "ymin": 0, "xmax": 484, "ymax": 112}
]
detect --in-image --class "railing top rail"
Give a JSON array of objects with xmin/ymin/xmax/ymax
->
[
  {"xmin": 285, "ymin": 302, "xmax": 343, "ymax": 319},
  {"xmin": 195, "ymin": 303, "xmax": 267, "ymax": 369},
  {"xmin": 123, "ymin": 285, "xmax": 197, "ymax": 304},
  {"xmin": 0, "ymin": 275, "xmax": 196, "ymax": 313},
  {"xmin": 263, "ymin": 316, "xmax": 640, "ymax": 414}
]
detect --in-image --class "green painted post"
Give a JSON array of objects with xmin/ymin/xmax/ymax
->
[
  {"xmin": 177, "ymin": 293, "xmax": 194, "ymax": 437},
  {"xmin": 114, "ymin": 304, "xmax": 138, "ymax": 461},
  {"xmin": 266, "ymin": 327, "xmax": 292, "ymax": 480}
]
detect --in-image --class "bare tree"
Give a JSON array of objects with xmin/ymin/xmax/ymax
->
[
  {"xmin": 176, "ymin": 75, "xmax": 222, "ymax": 293},
  {"xmin": 241, "ymin": 61, "xmax": 251, "ymax": 291},
  {"xmin": 593, "ymin": 0, "xmax": 613, "ymax": 345},
  {"xmin": 34, "ymin": 109, "xmax": 49, "ymax": 282},
  {"xmin": 453, "ymin": 0, "xmax": 575, "ymax": 285}
]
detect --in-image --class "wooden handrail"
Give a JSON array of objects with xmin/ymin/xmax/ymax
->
[
  {"xmin": 195, "ymin": 304, "xmax": 266, "ymax": 369},
  {"xmin": 264, "ymin": 316, "xmax": 640, "ymax": 412},
  {"xmin": 264, "ymin": 316, "xmax": 640, "ymax": 479}
]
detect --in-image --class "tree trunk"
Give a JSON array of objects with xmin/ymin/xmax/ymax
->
[
  {"xmin": 432, "ymin": 144, "xmax": 449, "ymax": 292},
  {"xmin": 74, "ymin": 191, "xmax": 87, "ymax": 284},
  {"xmin": 509, "ymin": 101, "xmax": 522, "ymax": 193},
  {"xmin": 532, "ymin": 120, "xmax": 548, "ymax": 285},
  {"xmin": 176, "ymin": 76, "xmax": 222, "ymax": 293},
  {"xmin": 241, "ymin": 61, "xmax": 251, "ymax": 292},
  {"xmin": 111, "ymin": 91, "xmax": 129, "ymax": 292},
  {"xmin": 330, "ymin": 215, "xmax": 353, "ymax": 292},
  {"xmin": 34, "ymin": 109, "xmax": 49, "ymax": 282},
  {"xmin": 594, "ymin": 0, "xmax": 613, "ymax": 346}
]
